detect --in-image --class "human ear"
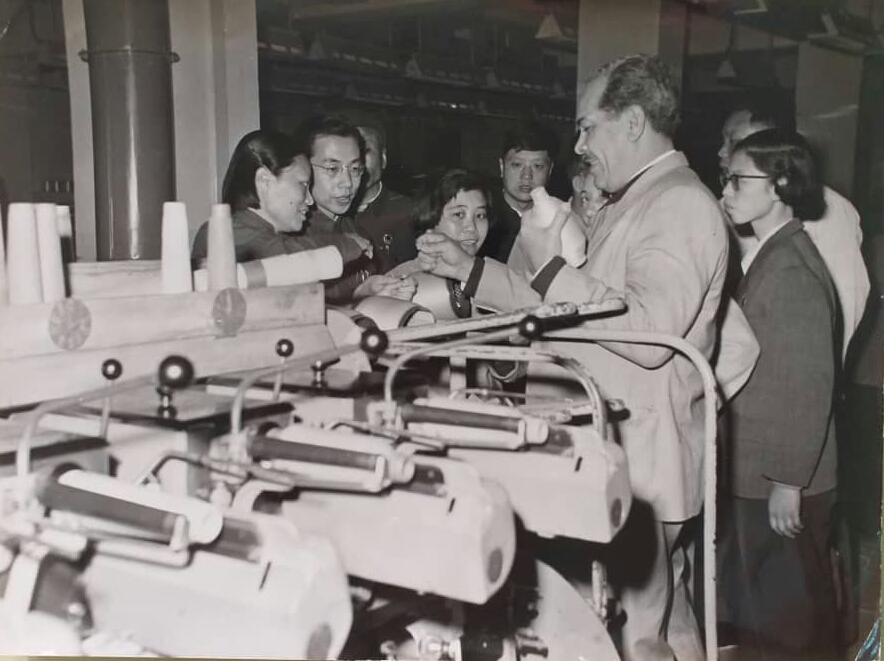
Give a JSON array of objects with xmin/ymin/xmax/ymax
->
[
  {"xmin": 254, "ymin": 167, "xmax": 274, "ymax": 205},
  {"xmin": 381, "ymin": 149, "xmax": 388, "ymax": 171},
  {"xmin": 625, "ymin": 105, "xmax": 647, "ymax": 142},
  {"xmin": 772, "ymin": 176, "xmax": 789, "ymax": 202}
]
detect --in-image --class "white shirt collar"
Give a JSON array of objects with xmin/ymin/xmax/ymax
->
[
  {"xmin": 741, "ymin": 219, "xmax": 791, "ymax": 273},
  {"xmin": 626, "ymin": 149, "xmax": 676, "ymax": 184}
]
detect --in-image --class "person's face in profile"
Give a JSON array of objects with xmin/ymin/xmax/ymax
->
[
  {"xmin": 257, "ymin": 154, "xmax": 313, "ymax": 232},
  {"xmin": 358, "ymin": 128, "xmax": 385, "ymax": 193},
  {"xmin": 721, "ymin": 150, "xmax": 775, "ymax": 228},
  {"xmin": 574, "ymin": 76, "xmax": 632, "ymax": 193},
  {"xmin": 570, "ymin": 169, "xmax": 604, "ymax": 225}
]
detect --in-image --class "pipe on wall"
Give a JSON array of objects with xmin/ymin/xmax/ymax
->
[{"xmin": 83, "ymin": 0, "xmax": 176, "ymax": 260}]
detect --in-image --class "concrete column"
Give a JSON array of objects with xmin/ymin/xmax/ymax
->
[
  {"xmin": 169, "ymin": 0, "xmax": 259, "ymax": 239},
  {"xmin": 796, "ymin": 43, "xmax": 863, "ymax": 199},
  {"xmin": 62, "ymin": 0, "xmax": 96, "ymax": 260},
  {"xmin": 576, "ymin": 0, "xmax": 662, "ymax": 105},
  {"xmin": 84, "ymin": 0, "xmax": 176, "ymax": 261}
]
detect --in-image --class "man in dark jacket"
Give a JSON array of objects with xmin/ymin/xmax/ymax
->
[
  {"xmin": 479, "ymin": 121, "xmax": 558, "ymax": 263},
  {"xmin": 295, "ymin": 115, "xmax": 415, "ymax": 305},
  {"xmin": 349, "ymin": 115, "xmax": 417, "ymax": 273}
]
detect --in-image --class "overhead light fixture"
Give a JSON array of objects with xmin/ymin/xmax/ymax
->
[
  {"xmin": 808, "ymin": 10, "xmax": 884, "ymax": 53},
  {"xmin": 731, "ymin": 0, "xmax": 768, "ymax": 16},
  {"xmin": 716, "ymin": 58, "xmax": 737, "ymax": 81},
  {"xmin": 536, "ymin": 13, "xmax": 564, "ymax": 40},
  {"xmin": 717, "ymin": 21, "xmax": 738, "ymax": 84}
]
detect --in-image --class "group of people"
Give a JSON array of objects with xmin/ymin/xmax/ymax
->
[{"xmin": 191, "ymin": 51, "xmax": 870, "ymax": 661}]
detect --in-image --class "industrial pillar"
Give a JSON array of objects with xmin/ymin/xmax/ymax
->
[
  {"xmin": 82, "ymin": 0, "xmax": 176, "ymax": 260},
  {"xmin": 576, "ymin": 0, "xmax": 662, "ymax": 104}
]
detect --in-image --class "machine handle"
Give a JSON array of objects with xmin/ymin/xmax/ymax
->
[
  {"xmin": 400, "ymin": 403, "xmax": 544, "ymax": 440},
  {"xmin": 248, "ymin": 435, "xmax": 381, "ymax": 473},
  {"xmin": 37, "ymin": 468, "xmax": 223, "ymax": 545},
  {"xmin": 36, "ymin": 476, "xmax": 181, "ymax": 541}
]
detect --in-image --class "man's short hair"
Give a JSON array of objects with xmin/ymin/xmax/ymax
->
[
  {"xmin": 341, "ymin": 109, "xmax": 388, "ymax": 152},
  {"xmin": 500, "ymin": 121, "xmax": 559, "ymax": 160},
  {"xmin": 729, "ymin": 98, "xmax": 795, "ymax": 133},
  {"xmin": 590, "ymin": 54, "xmax": 680, "ymax": 138},
  {"xmin": 294, "ymin": 114, "xmax": 367, "ymax": 161}
]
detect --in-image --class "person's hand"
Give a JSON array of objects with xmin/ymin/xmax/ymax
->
[
  {"xmin": 519, "ymin": 203, "xmax": 571, "ymax": 272},
  {"xmin": 354, "ymin": 274, "xmax": 417, "ymax": 301},
  {"xmin": 343, "ymin": 232, "xmax": 374, "ymax": 259},
  {"xmin": 768, "ymin": 482, "xmax": 803, "ymax": 538},
  {"xmin": 415, "ymin": 231, "xmax": 475, "ymax": 282}
]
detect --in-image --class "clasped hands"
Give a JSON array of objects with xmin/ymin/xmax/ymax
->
[
  {"xmin": 354, "ymin": 273, "xmax": 417, "ymax": 301},
  {"xmin": 415, "ymin": 204, "xmax": 574, "ymax": 278}
]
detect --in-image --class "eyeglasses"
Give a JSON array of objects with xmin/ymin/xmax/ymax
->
[
  {"xmin": 720, "ymin": 171, "xmax": 770, "ymax": 191},
  {"xmin": 311, "ymin": 161, "xmax": 365, "ymax": 179}
]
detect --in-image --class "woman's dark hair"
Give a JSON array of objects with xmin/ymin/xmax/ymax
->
[
  {"xmin": 414, "ymin": 168, "xmax": 493, "ymax": 235},
  {"xmin": 732, "ymin": 128, "xmax": 826, "ymax": 221},
  {"xmin": 221, "ymin": 130, "xmax": 302, "ymax": 212}
]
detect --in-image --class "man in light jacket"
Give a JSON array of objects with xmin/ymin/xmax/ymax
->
[{"xmin": 416, "ymin": 53, "xmax": 758, "ymax": 661}]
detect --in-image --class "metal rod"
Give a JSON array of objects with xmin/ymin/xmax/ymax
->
[{"xmin": 544, "ymin": 327, "xmax": 719, "ymax": 660}]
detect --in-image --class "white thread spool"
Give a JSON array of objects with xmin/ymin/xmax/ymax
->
[
  {"xmin": 35, "ymin": 203, "xmax": 66, "ymax": 302},
  {"xmin": 528, "ymin": 188, "xmax": 587, "ymax": 268},
  {"xmin": 55, "ymin": 205, "xmax": 75, "ymax": 265},
  {"xmin": 6, "ymin": 203, "xmax": 43, "ymax": 305},
  {"xmin": 160, "ymin": 201, "xmax": 193, "ymax": 294},
  {"xmin": 205, "ymin": 204, "xmax": 238, "ymax": 290},
  {"xmin": 55, "ymin": 205, "xmax": 73, "ymax": 239},
  {"xmin": 192, "ymin": 245, "xmax": 344, "ymax": 291}
]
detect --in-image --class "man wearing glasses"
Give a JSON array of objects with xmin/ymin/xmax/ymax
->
[{"xmin": 295, "ymin": 115, "xmax": 416, "ymax": 305}]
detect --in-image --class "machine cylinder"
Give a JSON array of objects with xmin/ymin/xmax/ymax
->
[
  {"xmin": 83, "ymin": 0, "xmax": 176, "ymax": 260},
  {"xmin": 249, "ymin": 435, "xmax": 380, "ymax": 472}
]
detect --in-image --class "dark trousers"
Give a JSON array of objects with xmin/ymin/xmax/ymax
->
[{"xmin": 719, "ymin": 490, "xmax": 839, "ymax": 659}]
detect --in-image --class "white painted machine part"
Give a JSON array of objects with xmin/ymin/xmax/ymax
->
[
  {"xmin": 79, "ymin": 511, "xmax": 353, "ymax": 659},
  {"xmin": 280, "ymin": 456, "xmax": 516, "ymax": 604},
  {"xmin": 55, "ymin": 470, "xmax": 224, "ymax": 545}
]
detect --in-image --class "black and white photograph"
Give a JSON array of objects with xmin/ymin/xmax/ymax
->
[{"xmin": 0, "ymin": 0, "xmax": 882, "ymax": 659}]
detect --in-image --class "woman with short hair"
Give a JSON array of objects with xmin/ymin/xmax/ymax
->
[{"xmin": 719, "ymin": 127, "xmax": 841, "ymax": 658}]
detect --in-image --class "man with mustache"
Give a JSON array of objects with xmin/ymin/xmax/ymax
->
[{"xmin": 417, "ymin": 54, "xmax": 758, "ymax": 661}]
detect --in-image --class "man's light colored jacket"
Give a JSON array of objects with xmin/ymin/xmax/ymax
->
[{"xmin": 467, "ymin": 152, "xmax": 758, "ymax": 522}]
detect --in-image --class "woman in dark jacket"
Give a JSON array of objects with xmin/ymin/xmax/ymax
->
[
  {"xmin": 719, "ymin": 128, "xmax": 841, "ymax": 658},
  {"xmin": 191, "ymin": 129, "xmax": 369, "ymax": 268}
]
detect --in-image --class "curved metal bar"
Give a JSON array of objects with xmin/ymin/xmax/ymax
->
[
  {"xmin": 16, "ymin": 373, "xmax": 157, "ymax": 508},
  {"xmin": 228, "ymin": 342, "xmax": 364, "ymax": 434},
  {"xmin": 383, "ymin": 327, "xmax": 518, "ymax": 403},
  {"xmin": 545, "ymin": 327, "xmax": 719, "ymax": 661}
]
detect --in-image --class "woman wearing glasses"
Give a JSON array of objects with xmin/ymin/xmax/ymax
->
[
  {"xmin": 719, "ymin": 128, "xmax": 841, "ymax": 658},
  {"xmin": 191, "ymin": 129, "xmax": 371, "ymax": 267}
]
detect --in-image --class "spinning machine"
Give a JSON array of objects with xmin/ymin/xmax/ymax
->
[{"xmin": 0, "ymin": 200, "xmax": 722, "ymax": 660}]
